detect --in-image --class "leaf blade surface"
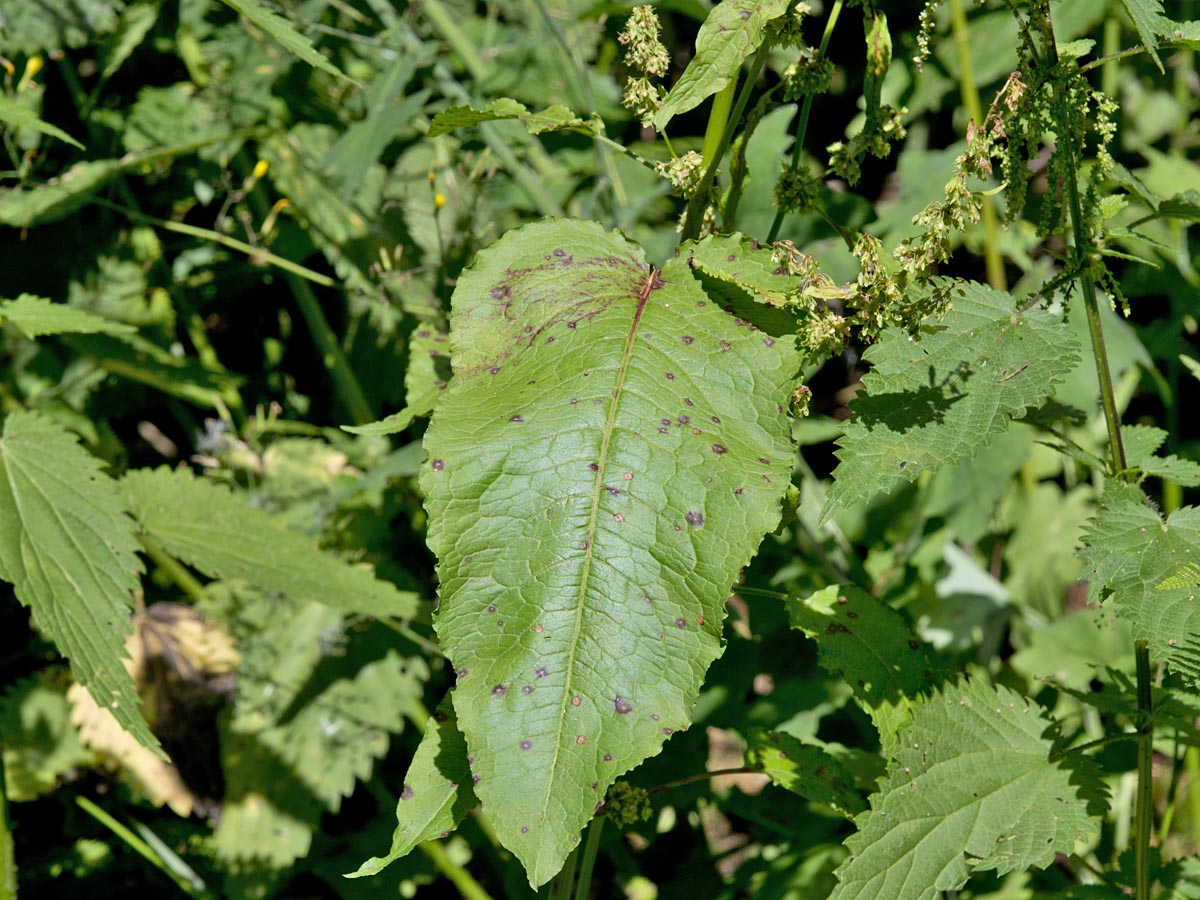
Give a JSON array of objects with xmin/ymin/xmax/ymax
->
[{"xmin": 422, "ymin": 218, "xmax": 800, "ymax": 884}]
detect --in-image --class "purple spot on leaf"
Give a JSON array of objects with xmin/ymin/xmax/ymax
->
[
  {"xmin": 763, "ymin": 336, "xmax": 775, "ymax": 347},
  {"xmin": 487, "ymin": 604, "xmax": 497, "ymax": 613},
  {"xmin": 663, "ymin": 728, "xmax": 674, "ymax": 735},
  {"xmin": 684, "ymin": 397, "xmax": 694, "ymax": 406},
  {"xmin": 685, "ymin": 511, "xmax": 705, "ymax": 527},
  {"xmin": 522, "ymin": 684, "xmax": 534, "ymax": 694},
  {"xmin": 401, "ymin": 784, "xmax": 414, "ymax": 800},
  {"xmin": 510, "ymin": 415, "xmax": 524, "ymax": 422},
  {"xmin": 614, "ymin": 696, "xmax": 633, "ymax": 714},
  {"xmin": 536, "ymin": 667, "xmax": 549, "ymax": 678},
  {"xmin": 431, "ymin": 459, "xmax": 445, "ymax": 471},
  {"xmin": 521, "ymin": 740, "xmax": 532, "ymax": 750},
  {"xmin": 492, "ymin": 684, "xmax": 507, "ymax": 697},
  {"xmin": 604, "ymin": 754, "xmax": 613, "ymax": 762},
  {"xmin": 666, "ymin": 372, "xmax": 675, "ymax": 380},
  {"xmin": 521, "ymin": 826, "xmax": 529, "ymax": 833},
  {"xmin": 681, "ymin": 336, "xmax": 694, "ymax": 344},
  {"xmin": 712, "ymin": 444, "xmax": 727, "ymax": 454},
  {"xmin": 675, "ymin": 617, "xmax": 687, "ymax": 628},
  {"xmin": 590, "ymin": 462, "xmax": 599, "ymax": 471},
  {"xmin": 678, "ymin": 415, "xmax": 690, "ymax": 424}
]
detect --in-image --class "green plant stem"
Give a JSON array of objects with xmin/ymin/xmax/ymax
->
[
  {"xmin": 1134, "ymin": 640, "xmax": 1153, "ymax": 900},
  {"xmin": 1048, "ymin": 45, "xmax": 1126, "ymax": 476},
  {"xmin": 420, "ymin": 841, "xmax": 495, "ymax": 900},
  {"xmin": 1100, "ymin": 16, "xmax": 1120, "ymax": 100},
  {"xmin": 90, "ymin": 197, "xmax": 336, "ymax": 288},
  {"xmin": 572, "ymin": 815, "xmax": 605, "ymax": 900},
  {"xmin": 681, "ymin": 48, "xmax": 769, "ymax": 240},
  {"xmin": 0, "ymin": 753, "xmax": 14, "ymax": 900},
  {"xmin": 238, "ymin": 164, "xmax": 375, "ymax": 426},
  {"xmin": 949, "ymin": 0, "xmax": 1005, "ymax": 290},
  {"xmin": 1048, "ymin": 732, "xmax": 1138, "ymax": 763},
  {"xmin": 139, "ymin": 534, "xmax": 208, "ymax": 605},
  {"xmin": 1187, "ymin": 746, "xmax": 1200, "ymax": 850},
  {"xmin": 766, "ymin": 0, "xmax": 843, "ymax": 242},
  {"xmin": 284, "ymin": 272, "xmax": 375, "ymax": 425},
  {"xmin": 547, "ymin": 844, "xmax": 581, "ymax": 900},
  {"xmin": 75, "ymin": 796, "xmax": 214, "ymax": 899},
  {"xmin": 700, "ymin": 80, "xmax": 737, "ymax": 173},
  {"xmin": 646, "ymin": 766, "xmax": 761, "ymax": 796}
]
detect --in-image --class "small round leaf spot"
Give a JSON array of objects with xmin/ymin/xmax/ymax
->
[
  {"xmin": 571, "ymin": 695, "xmax": 582, "ymax": 706},
  {"xmin": 431, "ymin": 459, "xmax": 445, "ymax": 471},
  {"xmin": 492, "ymin": 684, "xmax": 507, "ymax": 697},
  {"xmin": 603, "ymin": 754, "xmax": 613, "ymax": 762},
  {"xmin": 675, "ymin": 617, "xmax": 687, "ymax": 628},
  {"xmin": 536, "ymin": 667, "xmax": 549, "ymax": 678},
  {"xmin": 685, "ymin": 511, "xmax": 705, "ymax": 527},
  {"xmin": 614, "ymin": 696, "xmax": 633, "ymax": 714},
  {"xmin": 712, "ymin": 444, "xmax": 727, "ymax": 454},
  {"xmin": 576, "ymin": 735, "xmax": 587, "ymax": 745},
  {"xmin": 681, "ymin": 335, "xmax": 694, "ymax": 344},
  {"xmin": 521, "ymin": 740, "xmax": 532, "ymax": 750}
]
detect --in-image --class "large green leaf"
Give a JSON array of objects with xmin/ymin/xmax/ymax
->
[
  {"xmin": 0, "ymin": 295, "xmax": 135, "ymax": 337},
  {"xmin": 0, "ymin": 412, "xmax": 161, "ymax": 757},
  {"xmin": 123, "ymin": 467, "xmax": 419, "ymax": 618},
  {"xmin": 428, "ymin": 99, "xmax": 602, "ymax": 138},
  {"xmin": 0, "ymin": 0, "xmax": 124, "ymax": 55},
  {"xmin": 350, "ymin": 694, "xmax": 478, "ymax": 878},
  {"xmin": 1079, "ymin": 481, "xmax": 1200, "ymax": 676},
  {"xmin": 421, "ymin": 218, "xmax": 801, "ymax": 885},
  {"xmin": 788, "ymin": 585, "xmax": 934, "ymax": 747},
  {"xmin": 655, "ymin": 0, "xmax": 789, "ymax": 129},
  {"xmin": 830, "ymin": 676, "xmax": 1102, "ymax": 900},
  {"xmin": 822, "ymin": 280, "xmax": 1079, "ymax": 521}
]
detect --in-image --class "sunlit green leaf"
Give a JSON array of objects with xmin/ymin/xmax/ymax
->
[
  {"xmin": 422, "ymin": 218, "xmax": 800, "ymax": 885},
  {"xmin": 217, "ymin": 0, "xmax": 355, "ymax": 83},
  {"xmin": 0, "ymin": 411, "xmax": 161, "ymax": 757},
  {"xmin": 0, "ymin": 295, "xmax": 135, "ymax": 337}
]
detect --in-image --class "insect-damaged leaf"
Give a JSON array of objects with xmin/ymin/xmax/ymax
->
[{"xmin": 421, "ymin": 218, "xmax": 801, "ymax": 885}]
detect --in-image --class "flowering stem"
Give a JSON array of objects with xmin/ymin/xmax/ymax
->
[
  {"xmin": 682, "ymin": 48, "xmax": 769, "ymax": 240},
  {"xmin": 950, "ymin": 0, "xmax": 1005, "ymax": 289},
  {"xmin": 767, "ymin": 0, "xmax": 843, "ymax": 242}
]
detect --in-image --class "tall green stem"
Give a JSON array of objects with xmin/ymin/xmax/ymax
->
[
  {"xmin": 681, "ymin": 48, "xmax": 769, "ymax": 240},
  {"xmin": 0, "ymin": 753, "xmax": 14, "ymax": 900},
  {"xmin": 1048, "ymin": 45, "xmax": 1126, "ymax": 475},
  {"xmin": 419, "ymin": 841, "xmax": 496, "ymax": 900},
  {"xmin": 1134, "ymin": 641, "xmax": 1153, "ymax": 900},
  {"xmin": 766, "ymin": 0, "xmax": 843, "ymax": 242},
  {"xmin": 572, "ymin": 816, "xmax": 605, "ymax": 900},
  {"xmin": 950, "ymin": 0, "xmax": 1005, "ymax": 289}
]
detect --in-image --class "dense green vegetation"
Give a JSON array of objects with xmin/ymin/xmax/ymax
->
[{"xmin": 1, "ymin": 0, "xmax": 1199, "ymax": 897}]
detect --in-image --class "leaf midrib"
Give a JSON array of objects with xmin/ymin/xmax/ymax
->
[{"xmin": 535, "ymin": 266, "xmax": 658, "ymax": 848}]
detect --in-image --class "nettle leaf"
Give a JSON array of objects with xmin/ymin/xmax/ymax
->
[
  {"xmin": 0, "ymin": 159, "xmax": 126, "ymax": 227},
  {"xmin": 123, "ymin": 468, "xmax": 419, "ymax": 618},
  {"xmin": 1079, "ymin": 480, "xmax": 1200, "ymax": 675},
  {"xmin": 0, "ymin": 294, "xmax": 135, "ymax": 337},
  {"xmin": 655, "ymin": 0, "xmax": 789, "ymax": 130},
  {"xmin": 0, "ymin": 95, "xmax": 84, "ymax": 149},
  {"xmin": 1119, "ymin": 0, "xmax": 1172, "ymax": 71},
  {"xmin": 428, "ymin": 99, "xmax": 602, "ymax": 137},
  {"xmin": 746, "ymin": 730, "xmax": 866, "ymax": 818},
  {"xmin": 1121, "ymin": 424, "xmax": 1200, "ymax": 486},
  {"xmin": 421, "ymin": 218, "xmax": 800, "ymax": 885},
  {"xmin": 823, "ymin": 280, "xmax": 1079, "ymax": 522},
  {"xmin": 217, "ymin": 0, "xmax": 355, "ymax": 83},
  {"xmin": 789, "ymin": 585, "xmax": 935, "ymax": 747},
  {"xmin": 830, "ymin": 677, "xmax": 1103, "ymax": 900},
  {"xmin": 0, "ymin": 0, "xmax": 124, "ymax": 55},
  {"xmin": 351, "ymin": 694, "xmax": 478, "ymax": 878},
  {"xmin": 0, "ymin": 412, "xmax": 161, "ymax": 757}
]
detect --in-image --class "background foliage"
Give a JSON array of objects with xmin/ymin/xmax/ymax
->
[{"xmin": 0, "ymin": 0, "xmax": 1198, "ymax": 897}]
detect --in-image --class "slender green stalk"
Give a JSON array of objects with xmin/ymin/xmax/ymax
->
[
  {"xmin": 139, "ymin": 535, "xmax": 208, "ymax": 605},
  {"xmin": 1133, "ymin": 641, "xmax": 1153, "ymax": 900},
  {"xmin": 1101, "ymin": 17, "xmax": 1120, "ymax": 100},
  {"xmin": 282, "ymin": 273, "xmax": 375, "ymax": 425},
  {"xmin": 766, "ymin": 0, "xmax": 843, "ymax": 242},
  {"xmin": 681, "ymin": 48, "xmax": 769, "ymax": 240},
  {"xmin": 90, "ymin": 197, "xmax": 337, "ymax": 288},
  {"xmin": 950, "ymin": 0, "xmax": 1005, "ymax": 289},
  {"xmin": 1047, "ymin": 45, "xmax": 1127, "ymax": 475},
  {"xmin": 0, "ymin": 753, "xmax": 14, "ymax": 900},
  {"xmin": 700, "ymin": 81, "xmax": 737, "ymax": 173},
  {"xmin": 420, "ymin": 841, "xmax": 496, "ymax": 900},
  {"xmin": 646, "ymin": 766, "xmax": 762, "ymax": 796},
  {"xmin": 572, "ymin": 816, "xmax": 605, "ymax": 900},
  {"xmin": 1187, "ymin": 747, "xmax": 1200, "ymax": 849},
  {"xmin": 76, "ymin": 796, "xmax": 215, "ymax": 899},
  {"xmin": 238, "ymin": 163, "xmax": 375, "ymax": 425},
  {"xmin": 547, "ymin": 844, "xmax": 581, "ymax": 900}
]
